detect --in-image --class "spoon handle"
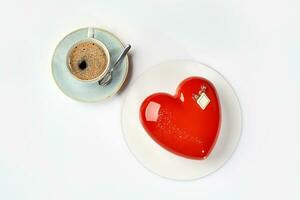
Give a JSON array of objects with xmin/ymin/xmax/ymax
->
[{"xmin": 111, "ymin": 44, "xmax": 131, "ymax": 72}]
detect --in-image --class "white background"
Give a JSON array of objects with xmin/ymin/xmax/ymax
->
[{"xmin": 0, "ymin": 0, "xmax": 299, "ymax": 199}]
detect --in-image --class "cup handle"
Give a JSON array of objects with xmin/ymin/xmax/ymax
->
[{"xmin": 87, "ymin": 27, "xmax": 94, "ymax": 38}]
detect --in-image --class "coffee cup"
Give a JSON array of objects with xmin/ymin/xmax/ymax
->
[{"xmin": 66, "ymin": 27, "xmax": 110, "ymax": 83}]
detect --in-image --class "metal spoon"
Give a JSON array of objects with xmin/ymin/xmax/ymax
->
[{"xmin": 98, "ymin": 44, "xmax": 131, "ymax": 86}]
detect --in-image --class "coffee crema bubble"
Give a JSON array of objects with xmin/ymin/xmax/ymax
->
[{"xmin": 68, "ymin": 41, "xmax": 108, "ymax": 80}]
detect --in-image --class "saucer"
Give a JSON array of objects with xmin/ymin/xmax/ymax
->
[
  {"xmin": 122, "ymin": 60, "xmax": 242, "ymax": 180},
  {"xmin": 52, "ymin": 28, "xmax": 129, "ymax": 102}
]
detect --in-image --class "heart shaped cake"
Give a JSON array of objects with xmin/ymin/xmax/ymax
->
[{"xmin": 140, "ymin": 77, "xmax": 221, "ymax": 159}]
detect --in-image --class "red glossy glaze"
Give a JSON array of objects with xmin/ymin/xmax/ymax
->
[{"xmin": 140, "ymin": 77, "xmax": 221, "ymax": 160}]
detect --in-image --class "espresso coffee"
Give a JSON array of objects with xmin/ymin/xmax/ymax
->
[{"xmin": 68, "ymin": 41, "xmax": 108, "ymax": 80}]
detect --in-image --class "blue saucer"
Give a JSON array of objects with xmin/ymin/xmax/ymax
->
[{"xmin": 51, "ymin": 28, "xmax": 129, "ymax": 102}]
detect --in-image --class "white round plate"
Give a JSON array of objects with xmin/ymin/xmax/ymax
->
[{"xmin": 122, "ymin": 60, "xmax": 242, "ymax": 180}]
